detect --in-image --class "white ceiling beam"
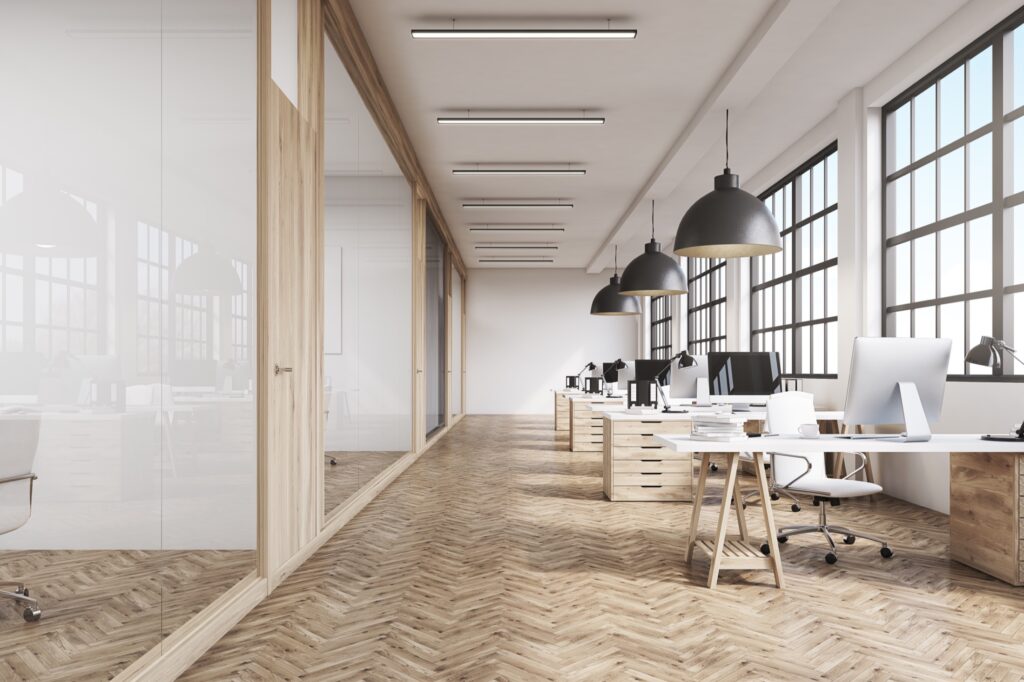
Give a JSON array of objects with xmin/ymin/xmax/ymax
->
[{"xmin": 586, "ymin": 0, "xmax": 839, "ymax": 274}]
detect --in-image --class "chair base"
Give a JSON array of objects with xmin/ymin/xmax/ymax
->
[
  {"xmin": 0, "ymin": 582, "xmax": 42, "ymax": 621},
  {"xmin": 775, "ymin": 501, "xmax": 893, "ymax": 564}
]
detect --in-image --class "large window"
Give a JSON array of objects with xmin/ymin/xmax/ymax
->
[
  {"xmin": 751, "ymin": 144, "xmax": 839, "ymax": 377},
  {"xmin": 883, "ymin": 9, "xmax": 1024, "ymax": 378},
  {"xmin": 687, "ymin": 258, "xmax": 726, "ymax": 355},
  {"xmin": 650, "ymin": 294, "xmax": 671, "ymax": 360}
]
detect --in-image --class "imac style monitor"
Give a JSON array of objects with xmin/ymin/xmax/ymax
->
[
  {"xmin": 842, "ymin": 337, "xmax": 950, "ymax": 442},
  {"xmin": 707, "ymin": 352, "xmax": 782, "ymax": 401}
]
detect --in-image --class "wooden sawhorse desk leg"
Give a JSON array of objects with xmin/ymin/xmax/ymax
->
[{"xmin": 686, "ymin": 452, "xmax": 785, "ymax": 589}]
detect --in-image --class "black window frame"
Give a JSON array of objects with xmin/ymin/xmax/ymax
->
[
  {"xmin": 686, "ymin": 257, "xmax": 726, "ymax": 356},
  {"xmin": 650, "ymin": 295, "xmax": 672, "ymax": 360},
  {"xmin": 751, "ymin": 142, "xmax": 840, "ymax": 379},
  {"xmin": 881, "ymin": 5, "xmax": 1024, "ymax": 382}
]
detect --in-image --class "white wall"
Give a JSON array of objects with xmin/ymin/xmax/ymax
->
[{"xmin": 467, "ymin": 269, "xmax": 637, "ymax": 414}]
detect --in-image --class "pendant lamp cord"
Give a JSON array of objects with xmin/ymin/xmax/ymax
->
[
  {"xmin": 725, "ymin": 108, "xmax": 730, "ymax": 170},
  {"xmin": 614, "ymin": 245, "xmax": 618, "ymax": 274},
  {"xmin": 651, "ymin": 199, "xmax": 655, "ymax": 241}
]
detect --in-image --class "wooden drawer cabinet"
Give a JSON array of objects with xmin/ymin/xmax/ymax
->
[
  {"xmin": 950, "ymin": 452, "xmax": 1024, "ymax": 586},
  {"xmin": 603, "ymin": 416, "xmax": 692, "ymax": 501},
  {"xmin": 569, "ymin": 396, "xmax": 624, "ymax": 451},
  {"xmin": 554, "ymin": 391, "xmax": 571, "ymax": 431}
]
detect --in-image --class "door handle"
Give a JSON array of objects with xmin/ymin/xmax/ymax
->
[{"xmin": 274, "ymin": 364, "xmax": 293, "ymax": 375}]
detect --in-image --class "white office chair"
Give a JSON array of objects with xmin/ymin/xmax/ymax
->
[
  {"xmin": 0, "ymin": 413, "xmax": 43, "ymax": 621},
  {"xmin": 761, "ymin": 392, "xmax": 893, "ymax": 565}
]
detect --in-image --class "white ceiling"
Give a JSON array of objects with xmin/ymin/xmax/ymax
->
[{"xmin": 348, "ymin": 0, "xmax": 975, "ymax": 270}]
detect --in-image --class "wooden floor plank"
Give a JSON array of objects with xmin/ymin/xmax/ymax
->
[{"xmin": 182, "ymin": 415, "xmax": 1024, "ymax": 681}]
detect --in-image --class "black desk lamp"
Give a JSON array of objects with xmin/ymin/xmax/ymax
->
[
  {"xmin": 965, "ymin": 336, "xmax": 1024, "ymax": 441},
  {"xmin": 655, "ymin": 350, "xmax": 697, "ymax": 412},
  {"xmin": 602, "ymin": 359, "xmax": 627, "ymax": 396},
  {"xmin": 566, "ymin": 362, "xmax": 597, "ymax": 389}
]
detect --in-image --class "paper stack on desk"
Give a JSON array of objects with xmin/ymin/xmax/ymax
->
[{"xmin": 690, "ymin": 413, "xmax": 749, "ymax": 441}]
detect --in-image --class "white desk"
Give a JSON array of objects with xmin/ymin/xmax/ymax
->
[
  {"xmin": 656, "ymin": 434, "xmax": 1024, "ymax": 588},
  {"xmin": 598, "ymin": 409, "xmax": 844, "ymax": 503}
]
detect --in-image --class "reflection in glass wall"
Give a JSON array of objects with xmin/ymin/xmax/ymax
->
[
  {"xmin": 425, "ymin": 218, "xmax": 447, "ymax": 435},
  {"xmin": 323, "ymin": 37, "xmax": 412, "ymax": 517},
  {"xmin": 0, "ymin": 0, "xmax": 256, "ymax": 674}
]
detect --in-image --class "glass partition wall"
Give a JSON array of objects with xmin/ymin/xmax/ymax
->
[
  {"xmin": 0, "ymin": 0, "xmax": 256, "ymax": 675},
  {"xmin": 322, "ymin": 37, "xmax": 412, "ymax": 516},
  {"xmin": 425, "ymin": 217, "xmax": 448, "ymax": 435}
]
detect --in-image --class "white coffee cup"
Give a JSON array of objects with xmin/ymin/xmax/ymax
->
[{"xmin": 797, "ymin": 423, "xmax": 820, "ymax": 439}]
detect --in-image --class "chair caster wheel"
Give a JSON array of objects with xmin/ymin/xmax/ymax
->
[
  {"xmin": 770, "ymin": 492, "xmax": 780, "ymax": 501},
  {"xmin": 880, "ymin": 546, "xmax": 894, "ymax": 559},
  {"xmin": 760, "ymin": 543, "xmax": 771, "ymax": 556},
  {"xmin": 330, "ymin": 458, "xmax": 337, "ymax": 466},
  {"xmin": 791, "ymin": 504, "xmax": 801, "ymax": 513},
  {"xmin": 23, "ymin": 608, "xmax": 41, "ymax": 622},
  {"xmin": 742, "ymin": 502, "xmax": 748, "ymax": 509},
  {"xmin": 843, "ymin": 535, "xmax": 856, "ymax": 545},
  {"xmin": 776, "ymin": 535, "xmax": 788, "ymax": 544},
  {"xmin": 825, "ymin": 552, "xmax": 838, "ymax": 564},
  {"xmin": 16, "ymin": 587, "xmax": 28, "ymax": 597},
  {"xmin": 710, "ymin": 463, "xmax": 719, "ymax": 472}
]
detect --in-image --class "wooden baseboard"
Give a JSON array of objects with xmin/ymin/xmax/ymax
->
[{"xmin": 113, "ymin": 574, "xmax": 267, "ymax": 682}]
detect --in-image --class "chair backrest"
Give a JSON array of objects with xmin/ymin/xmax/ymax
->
[
  {"xmin": 0, "ymin": 414, "xmax": 41, "ymax": 534},
  {"xmin": 765, "ymin": 392, "xmax": 828, "ymax": 485}
]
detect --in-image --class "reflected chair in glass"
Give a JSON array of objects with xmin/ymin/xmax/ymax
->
[{"xmin": 0, "ymin": 414, "xmax": 43, "ymax": 621}]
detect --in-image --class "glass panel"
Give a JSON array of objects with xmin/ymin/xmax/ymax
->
[
  {"xmin": 323, "ymin": 39, "xmax": 411, "ymax": 517},
  {"xmin": 891, "ymin": 242, "xmax": 911, "ymax": 306},
  {"xmin": 939, "ymin": 65, "xmax": 966, "ymax": 147},
  {"xmin": 938, "ymin": 147, "xmax": 965, "ymax": 219},
  {"xmin": 826, "ymin": 152, "xmax": 838, "ymax": 206},
  {"xmin": 889, "ymin": 310, "xmax": 911, "ymax": 337},
  {"xmin": 967, "ymin": 133, "xmax": 992, "ymax": 209},
  {"xmin": 914, "ymin": 306, "xmax": 936, "ymax": 338},
  {"xmin": 452, "ymin": 273, "xmax": 463, "ymax": 419},
  {"xmin": 1012, "ymin": 206, "xmax": 1024, "ymax": 285},
  {"xmin": 0, "ymin": 0, "xmax": 258, "ymax": 671},
  {"xmin": 887, "ymin": 103, "xmax": 912, "ymax": 173},
  {"xmin": 887, "ymin": 174, "xmax": 911, "ymax": 236},
  {"xmin": 913, "ymin": 161, "xmax": 936, "ymax": 229},
  {"xmin": 968, "ymin": 47, "xmax": 993, "ymax": 132},
  {"xmin": 968, "ymin": 216, "xmax": 993, "ymax": 292},
  {"xmin": 913, "ymin": 232, "xmax": 936, "ymax": 302},
  {"xmin": 913, "ymin": 85, "xmax": 937, "ymax": 161},
  {"xmin": 940, "ymin": 302, "xmax": 966, "ymax": 374},
  {"xmin": 1013, "ymin": 292, "xmax": 1024, "ymax": 376},
  {"xmin": 425, "ymin": 217, "xmax": 447, "ymax": 432},
  {"xmin": 939, "ymin": 224, "xmax": 965, "ymax": 297},
  {"xmin": 1010, "ymin": 118, "xmax": 1024, "ymax": 195}
]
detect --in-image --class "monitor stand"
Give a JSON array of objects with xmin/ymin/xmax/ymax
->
[{"xmin": 898, "ymin": 381, "xmax": 932, "ymax": 442}]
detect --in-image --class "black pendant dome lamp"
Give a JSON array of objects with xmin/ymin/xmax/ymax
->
[
  {"xmin": 591, "ymin": 245, "xmax": 641, "ymax": 315},
  {"xmin": 674, "ymin": 110, "xmax": 782, "ymax": 258},
  {"xmin": 619, "ymin": 199, "xmax": 687, "ymax": 296}
]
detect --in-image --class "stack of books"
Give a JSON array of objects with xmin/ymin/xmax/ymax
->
[{"xmin": 690, "ymin": 413, "xmax": 749, "ymax": 442}]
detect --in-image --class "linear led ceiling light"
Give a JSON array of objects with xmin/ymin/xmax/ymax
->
[
  {"xmin": 437, "ymin": 116, "xmax": 605, "ymax": 125},
  {"xmin": 474, "ymin": 243, "xmax": 558, "ymax": 250},
  {"xmin": 479, "ymin": 257, "xmax": 555, "ymax": 263},
  {"xmin": 462, "ymin": 201, "xmax": 573, "ymax": 209},
  {"xmin": 468, "ymin": 225, "xmax": 565, "ymax": 232},
  {"xmin": 412, "ymin": 28, "xmax": 636, "ymax": 39},
  {"xmin": 453, "ymin": 167, "xmax": 585, "ymax": 176}
]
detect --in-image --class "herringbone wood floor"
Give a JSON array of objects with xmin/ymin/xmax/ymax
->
[
  {"xmin": 0, "ymin": 548, "xmax": 253, "ymax": 681},
  {"xmin": 325, "ymin": 451, "xmax": 405, "ymax": 516},
  {"xmin": 183, "ymin": 415, "xmax": 1024, "ymax": 681}
]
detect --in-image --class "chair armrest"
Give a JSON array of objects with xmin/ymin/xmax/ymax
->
[
  {"xmin": 843, "ymin": 452, "xmax": 868, "ymax": 480},
  {"xmin": 0, "ymin": 473, "xmax": 37, "ymax": 507},
  {"xmin": 769, "ymin": 452, "xmax": 813, "ymax": 489}
]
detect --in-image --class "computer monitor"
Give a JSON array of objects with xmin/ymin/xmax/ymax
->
[
  {"xmin": 707, "ymin": 352, "xmax": 782, "ymax": 398},
  {"xmin": 634, "ymin": 359, "xmax": 671, "ymax": 387},
  {"xmin": 669, "ymin": 354, "xmax": 708, "ymax": 399},
  {"xmin": 843, "ymin": 337, "xmax": 951, "ymax": 442}
]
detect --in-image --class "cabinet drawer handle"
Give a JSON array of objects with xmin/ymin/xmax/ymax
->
[
  {"xmin": 640, "ymin": 459, "xmax": 662, "ymax": 463},
  {"xmin": 641, "ymin": 485, "xmax": 662, "ymax": 488},
  {"xmin": 640, "ymin": 420, "xmax": 662, "ymax": 424},
  {"xmin": 641, "ymin": 445, "xmax": 661, "ymax": 449},
  {"xmin": 640, "ymin": 472, "xmax": 661, "ymax": 476}
]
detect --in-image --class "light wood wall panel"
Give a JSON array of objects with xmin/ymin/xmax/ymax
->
[{"xmin": 258, "ymin": 0, "xmax": 324, "ymax": 587}]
